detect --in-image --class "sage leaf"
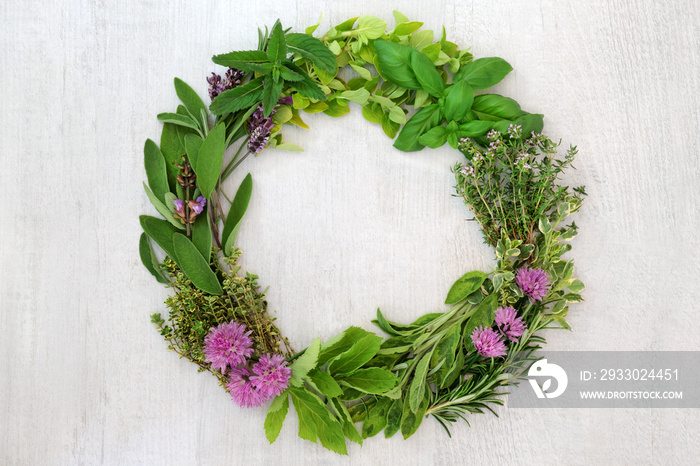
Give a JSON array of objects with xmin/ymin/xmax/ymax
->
[
  {"xmin": 143, "ymin": 183, "xmax": 185, "ymax": 230},
  {"xmin": 374, "ymin": 39, "xmax": 421, "ymax": 90},
  {"xmin": 286, "ymin": 33, "xmax": 338, "ymax": 73},
  {"xmin": 410, "ymin": 49, "xmax": 445, "ymax": 97},
  {"xmin": 384, "ymin": 397, "xmax": 403, "ymax": 438},
  {"xmin": 328, "ymin": 333, "xmax": 382, "ymax": 376},
  {"xmin": 144, "ymin": 139, "xmax": 169, "ymax": 203},
  {"xmin": 160, "ymin": 123, "xmax": 185, "ymax": 190},
  {"xmin": 140, "ymin": 215, "xmax": 178, "ymax": 259},
  {"xmin": 454, "ymin": 57, "xmax": 513, "ymax": 90},
  {"xmin": 139, "ymin": 233, "xmax": 168, "ymax": 283},
  {"xmin": 393, "ymin": 104, "xmax": 441, "ymax": 152},
  {"xmin": 400, "ymin": 389, "xmax": 428, "ymax": 439},
  {"xmin": 194, "ymin": 123, "xmax": 225, "ymax": 199},
  {"xmin": 174, "ymin": 77, "xmax": 207, "ymax": 130},
  {"xmin": 222, "ymin": 173, "xmax": 253, "ymax": 255},
  {"xmin": 408, "ymin": 353, "xmax": 431, "ymax": 411},
  {"xmin": 209, "ymin": 77, "xmax": 264, "ymax": 115},
  {"xmin": 361, "ymin": 397, "xmax": 391, "ymax": 439},
  {"xmin": 172, "ymin": 233, "xmax": 222, "ymax": 294},
  {"xmin": 264, "ymin": 393, "xmax": 289, "ymax": 444},
  {"xmin": 445, "ymin": 270, "xmax": 487, "ymax": 304},
  {"xmin": 156, "ymin": 112, "xmax": 201, "ymax": 132},
  {"xmin": 191, "ymin": 207, "xmax": 212, "ymax": 261},
  {"xmin": 337, "ymin": 368, "xmax": 398, "ymax": 394},
  {"xmin": 184, "ymin": 133, "xmax": 202, "ymax": 171},
  {"xmin": 290, "ymin": 338, "xmax": 321, "ymax": 386}
]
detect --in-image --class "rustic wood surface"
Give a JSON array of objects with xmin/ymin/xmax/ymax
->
[{"xmin": 2, "ymin": 0, "xmax": 699, "ymax": 464}]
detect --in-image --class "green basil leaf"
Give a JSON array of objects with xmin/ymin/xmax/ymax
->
[
  {"xmin": 140, "ymin": 215, "xmax": 178, "ymax": 259},
  {"xmin": 285, "ymin": 33, "xmax": 337, "ymax": 73},
  {"xmin": 337, "ymin": 368, "xmax": 398, "ymax": 394},
  {"xmin": 471, "ymin": 94, "xmax": 525, "ymax": 121},
  {"xmin": 194, "ymin": 123, "xmax": 225, "ymax": 199},
  {"xmin": 361, "ymin": 103, "xmax": 383, "ymax": 124},
  {"xmin": 443, "ymin": 80, "xmax": 474, "ymax": 122},
  {"xmin": 143, "ymin": 183, "xmax": 185, "ymax": 230},
  {"xmin": 262, "ymin": 78, "xmax": 284, "ymax": 117},
  {"xmin": 459, "ymin": 120, "xmax": 493, "ymax": 137},
  {"xmin": 374, "ymin": 39, "xmax": 421, "ymax": 90},
  {"xmin": 172, "ymin": 233, "xmax": 223, "ymax": 295},
  {"xmin": 409, "ymin": 29, "xmax": 433, "ymax": 51},
  {"xmin": 318, "ymin": 327, "xmax": 371, "ymax": 366},
  {"xmin": 410, "ymin": 49, "xmax": 445, "ymax": 97},
  {"xmin": 209, "ymin": 77, "xmax": 264, "ymax": 115},
  {"xmin": 264, "ymin": 393, "xmax": 289, "ymax": 444},
  {"xmin": 323, "ymin": 99, "xmax": 351, "ymax": 117},
  {"xmin": 211, "ymin": 49, "xmax": 269, "ymax": 67},
  {"xmin": 417, "ymin": 125, "xmax": 448, "ymax": 148},
  {"xmin": 328, "ymin": 334, "xmax": 382, "ymax": 376},
  {"xmin": 266, "ymin": 20, "xmax": 287, "ymax": 63},
  {"xmin": 144, "ymin": 139, "xmax": 169, "ymax": 203},
  {"xmin": 454, "ymin": 57, "xmax": 513, "ymax": 90},
  {"xmin": 290, "ymin": 338, "xmax": 321, "ymax": 386},
  {"xmin": 394, "ymin": 21, "xmax": 423, "ymax": 36},
  {"xmin": 445, "ymin": 270, "xmax": 488, "ymax": 304},
  {"xmin": 515, "ymin": 113, "xmax": 544, "ymax": 136},
  {"xmin": 174, "ymin": 77, "xmax": 207, "ymax": 130},
  {"xmin": 191, "ymin": 206, "xmax": 212, "ymax": 261},
  {"xmin": 393, "ymin": 104, "xmax": 441, "ymax": 152},
  {"xmin": 139, "ymin": 233, "xmax": 168, "ymax": 283},
  {"xmin": 381, "ymin": 113, "xmax": 400, "ymax": 138}
]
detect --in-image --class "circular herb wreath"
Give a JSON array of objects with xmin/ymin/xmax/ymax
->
[{"xmin": 139, "ymin": 12, "xmax": 586, "ymax": 455}]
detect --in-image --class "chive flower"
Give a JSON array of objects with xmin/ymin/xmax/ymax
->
[
  {"xmin": 202, "ymin": 321, "xmax": 254, "ymax": 374},
  {"xmin": 494, "ymin": 306, "xmax": 527, "ymax": 342},
  {"xmin": 471, "ymin": 326, "xmax": 507, "ymax": 358},
  {"xmin": 226, "ymin": 366, "xmax": 266, "ymax": 408},
  {"xmin": 515, "ymin": 267, "xmax": 550, "ymax": 301},
  {"xmin": 251, "ymin": 353, "xmax": 292, "ymax": 399}
]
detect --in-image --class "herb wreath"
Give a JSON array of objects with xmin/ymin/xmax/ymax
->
[{"xmin": 139, "ymin": 12, "xmax": 586, "ymax": 455}]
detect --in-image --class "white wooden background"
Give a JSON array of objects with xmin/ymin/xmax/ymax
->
[{"xmin": 2, "ymin": 1, "xmax": 699, "ymax": 464}]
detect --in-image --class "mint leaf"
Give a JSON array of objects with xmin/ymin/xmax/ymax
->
[
  {"xmin": 264, "ymin": 393, "xmax": 289, "ymax": 444},
  {"xmin": 286, "ymin": 33, "xmax": 337, "ymax": 73},
  {"xmin": 307, "ymin": 369, "xmax": 342, "ymax": 398},
  {"xmin": 290, "ymin": 338, "xmax": 321, "ymax": 386},
  {"xmin": 337, "ymin": 368, "xmax": 397, "ymax": 394},
  {"xmin": 289, "ymin": 387, "xmax": 347, "ymax": 455},
  {"xmin": 328, "ymin": 334, "xmax": 382, "ymax": 376},
  {"xmin": 318, "ymin": 327, "xmax": 371, "ymax": 366}
]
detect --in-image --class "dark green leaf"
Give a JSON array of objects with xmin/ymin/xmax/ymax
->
[
  {"xmin": 408, "ymin": 353, "xmax": 431, "ymax": 411},
  {"xmin": 156, "ymin": 112, "xmax": 201, "ymax": 132},
  {"xmin": 384, "ymin": 398, "xmax": 403, "ymax": 438},
  {"xmin": 430, "ymin": 326, "xmax": 460, "ymax": 385},
  {"xmin": 286, "ymin": 63, "xmax": 327, "ymax": 101},
  {"xmin": 463, "ymin": 293, "xmax": 498, "ymax": 349},
  {"xmin": 140, "ymin": 215, "xmax": 178, "ymax": 259},
  {"xmin": 289, "ymin": 387, "xmax": 348, "ymax": 455},
  {"xmin": 401, "ymin": 389, "xmax": 428, "ymax": 439},
  {"xmin": 267, "ymin": 20, "xmax": 287, "ymax": 63},
  {"xmin": 174, "ymin": 77, "xmax": 207, "ymax": 129},
  {"xmin": 374, "ymin": 40, "xmax": 421, "ymax": 90},
  {"xmin": 194, "ymin": 123, "xmax": 225, "ymax": 199},
  {"xmin": 160, "ymin": 123, "xmax": 184, "ymax": 190},
  {"xmin": 361, "ymin": 397, "xmax": 391, "ymax": 438},
  {"xmin": 183, "ymin": 133, "xmax": 202, "ymax": 171},
  {"xmin": 172, "ymin": 233, "xmax": 223, "ymax": 295},
  {"xmin": 209, "ymin": 77, "xmax": 264, "ymax": 115},
  {"xmin": 418, "ymin": 125, "xmax": 448, "ymax": 148},
  {"xmin": 410, "ymin": 49, "xmax": 445, "ymax": 97},
  {"xmin": 222, "ymin": 173, "xmax": 253, "ymax": 255},
  {"xmin": 290, "ymin": 338, "xmax": 321, "ymax": 386},
  {"xmin": 471, "ymin": 94, "xmax": 525, "ymax": 121},
  {"xmin": 454, "ymin": 57, "xmax": 513, "ymax": 90},
  {"xmin": 264, "ymin": 393, "xmax": 289, "ymax": 444},
  {"xmin": 318, "ymin": 327, "xmax": 371, "ymax": 366},
  {"xmin": 262, "ymin": 78, "xmax": 284, "ymax": 117},
  {"xmin": 443, "ymin": 80, "xmax": 474, "ymax": 122},
  {"xmin": 338, "ymin": 368, "xmax": 398, "ymax": 394},
  {"xmin": 139, "ymin": 233, "xmax": 168, "ymax": 283},
  {"xmin": 514, "ymin": 113, "xmax": 544, "ymax": 136},
  {"xmin": 144, "ymin": 139, "xmax": 169, "ymax": 203},
  {"xmin": 286, "ymin": 33, "xmax": 338, "ymax": 73},
  {"xmin": 212, "ymin": 49, "xmax": 269, "ymax": 67},
  {"xmin": 191, "ymin": 207, "xmax": 212, "ymax": 261},
  {"xmin": 328, "ymin": 334, "xmax": 382, "ymax": 376},
  {"xmin": 279, "ymin": 65, "xmax": 304, "ymax": 81},
  {"xmin": 393, "ymin": 104, "xmax": 441, "ymax": 152},
  {"xmin": 307, "ymin": 368, "xmax": 343, "ymax": 398},
  {"xmin": 459, "ymin": 120, "xmax": 493, "ymax": 137},
  {"xmin": 445, "ymin": 270, "xmax": 488, "ymax": 304}
]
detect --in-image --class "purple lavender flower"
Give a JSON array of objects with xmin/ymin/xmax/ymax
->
[
  {"xmin": 247, "ymin": 104, "xmax": 275, "ymax": 154},
  {"xmin": 471, "ymin": 326, "xmax": 507, "ymax": 358},
  {"xmin": 203, "ymin": 321, "xmax": 254, "ymax": 373},
  {"xmin": 226, "ymin": 366, "xmax": 266, "ymax": 408},
  {"xmin": 188, "ymin": 195, "xmax": 207, "ymax": 215},
  {"xmin": 250, "ymin": 353, "xmax": 292, "ymax": 399},
  {"xmin": 206, "ymin": 73, "xmax": 227, "ymax": 99},
  {"xmin": 495, "ymin": 306, "xmax": 527, "ymax": 342},
  {"xmin": 515, "ymin": 267, "xmax": 550, "ymax": 301},
  {"xmin": 224, "ymin": 68, "xmax": 244, "ymax": 89}
]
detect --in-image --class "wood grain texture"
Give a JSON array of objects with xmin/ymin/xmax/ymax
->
[{"xmin": 1, "ymin": 0, "xmax": 699, "ymax": 464}]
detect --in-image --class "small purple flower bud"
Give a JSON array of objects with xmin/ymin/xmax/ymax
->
[{"xmin": 173, "ymin": 199, "xmax": 185, "ymax": 214}]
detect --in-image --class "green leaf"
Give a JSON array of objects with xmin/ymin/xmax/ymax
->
[
  {"xmin": 410, "ymin": 49, "xmax": 445, "ymax": 97},
  {"xmin": 139, "ymin": 233, "xmax": 168, "ymax": 283},
  {"xmin": 409, "ymin": 29, "xmax": 434, "ymax": 51},
  {"xmin": 328, "ymin": 333, "xmax": 382, "ymax": 376},
  {"xmin": 393, "ymin": 10, "xmax": 409, "ymax": 24},
  {"xmin": 538, "ymin": 216, "xmax": 553, "ymax": 234},
  {"xmin": 289, "ymin": 387, "xmax": 347, "ymax": 455},
  {"xmin": 262, "ymin": 78, "xmax": 284, "ymax": 117},
  {"xmin": 454, "ymin": 57, "xmax": 513, "ymax": 90},
  {"xmin": 279, "ymin": 65, "xmax": 304, "ymax": 81},
  {"xmin": 459, "ymin": 120, "xmax": 493, "ymax": 137},
  {"xmin": 140, "ymin": 215, "xmax": 178, "ymax": 259},
  {"xmin": 271, "ymin": 142, "xmax": 304, "ymax": 151},
  {"xmin": 191, "ymin": 207, "xmax": 212, "ymax": 261},
  {"xmin": 337, "ymin": 368, "xmax": 398, "ymax": 394},
  {"xmin": 471, "ymin": 94, "xmax": 525, "ymax": 121},
  {"xmin": 374, "ymin": 40, "xmax": 421, "ymax": 90},
  {"xmin": 394, "ymin": 21, "xmax": 423, "ymax": 36},
  {"xmin": 194, "ymin": 123, "xmax": 225, "ymax": 199},
  {"xmin": 323, "ymin": 99, "xmax": 351, "ymax": 118},
  {"xmin": 409, "ymin": 353, "xmax": 431, "ymax": 411},
  {"xmin": 307, "ymin": 369, "xmax": 342, "ymax": 398},
  {"xmin": 393, "ymin": 104, "xmax": 441, "ymax": 152},
  {"xmin": 318, "ymin": 327, "xmax": 371, "ymax": 366},
  {"xmin": 387, "ymin": 105, "xmax": 406, "ymax": 124},
  {"xmin": 144, "ymin": 139, "xmax": 169, "ymax": 203},
  {"xmin": 305, "ymin": 13, "xmax": 323, "ymax": 35},
  {"xmin": 514, "ymin": 113, "xmax": 545, "ymax": 136},
  {"xmin": 286, "ymin": 63, "xmax": 327, "ymax": 101},
  {"xmin": 384, "ymin": 398, "xmax": 403, "ymax": 438},
  {"xmin": 463, "ymin": 293, "xmax": 498, "ymax": 349},
  {"xmin": 349, "ymin": 62, "xmax": 372, "ymax": 81},
  {"xmin": 430, "ymin": 326, "xmax": 460, "ymax": 385},
  {"xmin": 264, "ymin": 394, "xmax": 289, "ymax": 444},
  {"xmin": 174, "ymin": 78, "xmax": 207, "ymax": 130},
  {"xmin": 172, "ymin": 233, "xmax": 223, "ymax": 295},
  {"xmin": 443, "ymin": 80, "xmax": 474, "ymax": 122},
  {"xmin": 184, "ymin": 133, "xmax": 202, "ymax": 171},
  {"xmin": 209, "ymin": 77, "xmax": 264, "ymax": 115},
  {"xmin": 562, "ymin": 293, "xmax": 583, "ymax": 303},
  {"xmin": 445, "ymin": 270, "xmax": 488, "ymax": 304},
  {"xmin": 361, "ymin": 103, "xmax": 383, "ymax": 124},
  {"xmin": 291, "ymin": 338, "xmax": 321, "ymax": 386},
  {"xmin": 332, "ymin": 398, "xmax": 363, "ymax": 446},
  {"xmin": 156, "ymin": 113, "xmax": 201, "ymax": 132},
  {"xmin": 354, "ymin": 15, "xmax": 387, "ymax": 39},
  {"xmin": 568, "ymin": 279, "xmax": 585, "ymax": 294},
  {"xmin": 143, "ymin": 183, "xmax": 185, "ymax": 230},
  {"xmin": 418, "ymin": 125, "xmax": 448, "ymax": 148},
  {"xmin": 401, "ymin": 388, "xmax": 428, "ymax": 439},
  {"xmin": 302, "ymin": 101, "xmax": 329, "ymax": 113},
  {"xmin": 361, "ymin": 397, "xmax": 391, "ymax": 439},
  {"xmin": 266, "ymin": 20, "xmax": 287, "ymax": 63},
  {"xmin": 160, "ymin": 123, "xmax": 185, "ymax": 190},
  {"xmin": 286, "ymin": 33, "xmax": 337, "ymax": 73},
  {"xmin": 212, "ymin": 49, "xmax": 269, "ymax": 67}
]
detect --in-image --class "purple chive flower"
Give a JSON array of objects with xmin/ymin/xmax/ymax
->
[
  {"xmin": 172, "ymin": 199, "xmax": 185, "ymax": 215},
  {"xmin": 207, "ymin": 73, "xmax": 227, "ymax": 99},
  {"xmin": 202, "ymin": 321, "xmax": 254, "ymax": 373},
  {"xmin": 251, "ymin": 353, "xmax": 292, "ymax": 399},
  {"xmin": 495, "ymin": 306, "xmax": 527, "ymax": 342},
  {"xmin": 515, "ymin": 267, "xmax": 551, "ymax": 301},
  {"xmin": 188, "ymin": 196, "xmax": 207, "ymax": 215},
  {"xmin": 226, "ymin": 366, "xmax": 266, "ymax": 408},
  {"xmin": 471, "ymin": 326, "xmax": 507, "ymax": 358}
]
